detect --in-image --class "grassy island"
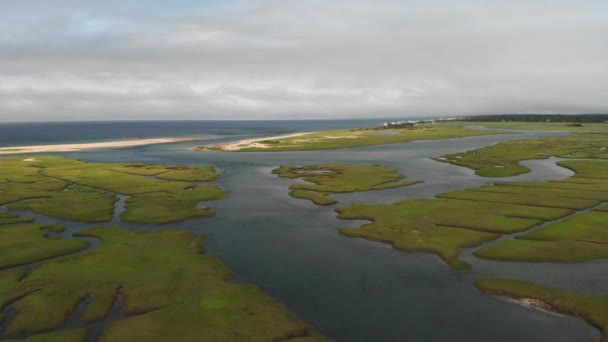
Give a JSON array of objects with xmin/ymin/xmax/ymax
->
[
  {"xmin": 337, "ymin": 132, "xmax": 608, "ymax": 269},
  {"xmin": 273, "ymin": 164, "xmax": 420, "ymax": 205},
  {"xmin": 473, "ymin": 161, "xmax": 608, "ymax": 263},
  {"xmin": 431, "ymin": 134, "xmax": 608, "ymax": 263},
  {"xmin": 337, "ymin": 197, "xmax": 565, "ymax": 270},
  {"xmin": 0, "ymin": 156, "xmax": 224, "ymax": 224},
  {"xmin": 475, "ymin": 279, "xmax": 608, "ymax": 342},
  {"xmin": 438, "ymin": 133, "xmax": 608, "ymax": 177},
  {"xmin": 200, "ymin": 124, "xmax": 504, "ymax": 152},
  {"xmin": 0, "ymin": 226, "xmax": 321, "ymax": 341}
]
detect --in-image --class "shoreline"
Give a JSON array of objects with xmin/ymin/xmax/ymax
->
[
  {"xmin": 0, "ymin": 138, "xmax": 202, "ymax": 155},
  {"xmin": 206, "ymin": 132, "xmax": 313, "ymax": 151}
]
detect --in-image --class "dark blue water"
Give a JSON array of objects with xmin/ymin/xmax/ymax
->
[
  {"xmin": 0, "ymin": 119, "xmax": 395, "ymax": 147},
  {"xmin": 0, "ymin": 121, "xmax": 602, "ymax": 342}
]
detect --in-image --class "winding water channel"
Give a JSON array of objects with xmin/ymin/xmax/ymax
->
[{"xmin": 1, "ymin": 127, "xmax": 605, "ymax": 341}]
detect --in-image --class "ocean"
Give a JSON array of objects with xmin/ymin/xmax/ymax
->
[{"xmin": 0, "ymin": 119, "xmax": 393, "ymax": 147}]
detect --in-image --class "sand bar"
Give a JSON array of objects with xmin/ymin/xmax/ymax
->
[
  {"xmin": 213, "ymin": 132, "xmax": 312, "ymax": 151},
  {"xmin": 0, "ymin": 137, "xmax": 202, "ymax": 155}
]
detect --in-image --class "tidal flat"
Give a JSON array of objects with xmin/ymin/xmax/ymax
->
[{"xmin": 0, "ymin": 120, "xmax": 606, "ymax": 341}]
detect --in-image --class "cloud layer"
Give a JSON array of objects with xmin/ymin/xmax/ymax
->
[{"xmin": 1, "ymin": 0, "xmax": 607, "ymax": 120}]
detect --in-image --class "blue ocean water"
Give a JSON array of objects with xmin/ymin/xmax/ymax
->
[{"xmin": 0, "ymin": 119, "xmax": 398, "ymax": 147}]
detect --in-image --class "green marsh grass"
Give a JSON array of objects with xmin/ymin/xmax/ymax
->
[
  {"xmin": 475, "ymin": 279, "xmax": 608, "ymax": 341},
  {"xmin": 438, "ymin": 133, "xmax": 608, "ymax": 177},
  {"xmin": 0, "ymin": 223, "xmax": 90, "ymax": 269},
  {"xmin": 0, "ymin": 156, "xmax": 224, "ymax": 224},
  {"xmin": 3, "ymin": 227, "xmax": 319, "ymax": 340},
  {"xmin": 273, "ymin": 164, "xmax": 420, "ymax": 205}
]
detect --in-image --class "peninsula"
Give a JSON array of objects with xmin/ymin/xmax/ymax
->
[
  {"xmin": 0, "ymin": 138, "xmax": 202, "ymax": 155},
  {"xmin": 198, "ymin": 124, "xmax": 503, "ymax": 152}
]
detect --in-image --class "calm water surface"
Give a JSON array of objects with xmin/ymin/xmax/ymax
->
[{"xmin": 0, "ymin": 121, "xmax": 602, "ymax": 341}]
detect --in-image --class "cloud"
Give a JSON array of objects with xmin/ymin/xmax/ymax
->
[{"xmin": 0, "ymin": 0, "xmax": 607, "ymax": 120}]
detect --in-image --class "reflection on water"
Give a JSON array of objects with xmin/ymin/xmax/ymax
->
[{"xmin": 8, "ymin": 128, "xmax": 602, "ymax": 342}]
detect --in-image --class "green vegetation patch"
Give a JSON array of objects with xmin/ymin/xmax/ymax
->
[
  {"xmin": 109, "ymin": 163, "xmax": 219, "ymax": 181},
  {"xmin": 4, "ymin": 329, "xmax": 87, "ymax": 342},
  {"xmin": 522, "ymin": 210, "xmax": 608, "ymax": 243},
  {"xmin": 0, "ymin": 223, "xmax": 90, "ymax": 269},
  {"xmin": 273, "ymin": 164, "xmax": 420, "ymax": 205},
  {"xmin": 1, "ymin": 269, "xmax": 30, "ymax": 314},
  {"xmin": 0, "ymin": 212, "xmax": 35, "ymax": 225},
  {"xmin": 596, "ymin": 205, "xmax": 608, "ymax": 212},
  {"xmin": 202, "ymin": 125, "xmax": 503, "ymax": 152},
  {"xmin": 155, "ymin": 166, "xmax": 218, "ymax": 182},
  {"xmin": 479, "ymin": 184, "xmax": 608, "ymax": 201},
  {"xmin": 470, "ymin": 161, "xmax": 608, "ymax": 263},
  {"xmin": 438, "ymin": 190, "xmax": 599, "ymax": 210},
  {"xmin": 0, "ymin": 156, "xmax": 224, "ymax": 224},
  {"xmin": 475, "ymin": 204, "xmax": 608, "ymax": 263},
  {"xmin": 317, "ymin": 134, "xmax": 608, "ymax": 270},
  {"xmin": 2, "ymin": 226, "xmax": 318, "ymax": 340},
  {"xmin": 339, "ymin": 220, "xmax": 498, "ymax": 270},
  {"xmin": 289, "ymin": 189, "xmax": 337, "ymax": 206},
  {"xmin": 336, "ymin": 158, "xmax": 608, "ymax": 269},
  {"xmin": 335, "ymin": 197, "xmax": 573, "ymax": 269},
  {"xmin": 437, "ymin": 133, "xmax": 608, "ymax": 177},
  {"xmin": 475, "ymin": 279, "xmax": 608, "ymax": 341},
  {"xmin": 474, "ymin": 239, "xmax": 608, "ymax": 263},
  {"xmin": 120, "ymin": 185, "xmax": 224, "ymax": 224},
  {"xmin": 8, "ymin": 186, "xmax": 116, "ymax": 223},
  {"xmin": 100, "ymin": 286, "xmax": 322, "ymax": 342},
  {"xmin": 450, "ymin": 120, "xmax": 608, "ymax": 131},
  {"xmin": 40, "ymin": 165, "xmax": 190, "ymax": 194},
  {"xmin": 560, "ymin": 160, "xmax": 608, "ymax": 179}
]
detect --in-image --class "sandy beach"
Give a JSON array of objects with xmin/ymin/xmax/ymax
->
[
  {"xmin": 214, "ymin": 132, "xmax": 312, "ymax": 151},
  {"xmin": 0, "ymin": 137, "xmax": 202, "ymax": 155}
]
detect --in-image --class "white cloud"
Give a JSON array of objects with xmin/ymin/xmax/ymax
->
[{"xmin": 0, "ymin": 0, "xmax": 607, "ymax": 120}]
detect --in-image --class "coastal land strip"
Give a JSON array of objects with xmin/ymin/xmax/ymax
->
[
  {"xmin": 0, "ymin": 138, "xmax": 202, "ymax": 155},
  {"xmin": 198, "ymin": 124, "xmax": 505, "ymax": 152}
]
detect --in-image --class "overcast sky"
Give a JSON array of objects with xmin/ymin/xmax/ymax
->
[{"xmin": 1, "ymin": 0, "xmax": 607, "ymax": 121}]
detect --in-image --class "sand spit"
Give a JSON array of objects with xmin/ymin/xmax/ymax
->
[
  {"xmin": 0, "ymin": 138, "xmax": 202, "ymax": 155},
  {"xmin": 212, "ymin": 132, "xmax": 312, "ymax": 151}
]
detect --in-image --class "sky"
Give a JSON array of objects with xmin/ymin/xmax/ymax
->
[{"xmin": 0, "ymin": 0, "xmax": 607, "ymax": 121}]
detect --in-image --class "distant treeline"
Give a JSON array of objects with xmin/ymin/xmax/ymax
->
[{"xmin": 462, "ymin": 114, "xmax": 608, "ymax": 123}]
